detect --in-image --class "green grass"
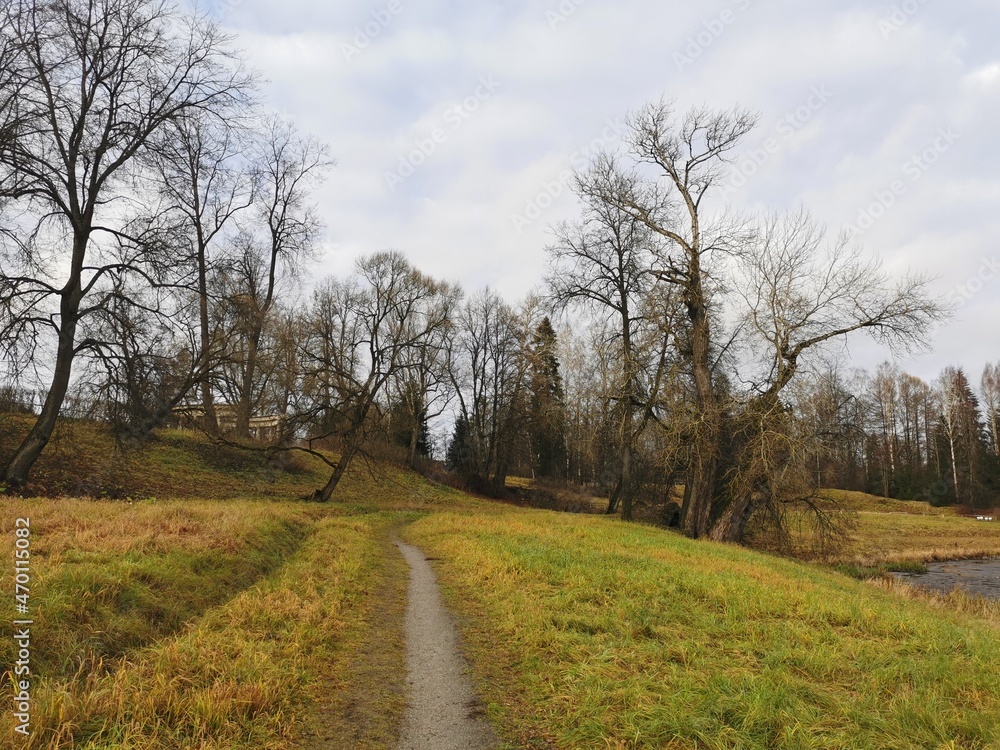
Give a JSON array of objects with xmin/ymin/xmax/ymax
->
[
  {"xmin": 0, "ymin": 421, "xmax": 490, "ymax": 748},
  {"xmin": 4, "ymin": 420, "xmax": 1000, "ymax": 748},
  {"xmin": 405, "ymin": 510, "xmax": 1000, "ymax": 749}
]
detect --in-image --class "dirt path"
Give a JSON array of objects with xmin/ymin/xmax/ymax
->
[{"xmin": 395, "ymin": 539, "xmax": 499, "ymax": 750}]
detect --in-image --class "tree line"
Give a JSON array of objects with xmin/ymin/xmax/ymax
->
[
  {"xmin": 796, "ymin": 361, "xmax": 1000, "ymax": 509},
  {"xmin": 4, "ymin": 0, "xmax": 992, "ymax": 546}
]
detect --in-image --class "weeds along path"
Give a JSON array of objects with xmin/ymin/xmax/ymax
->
[
  {"xmin": 395, "ymin": 539, "xmax": 499, "ymax": 750},
  {"xmin": 299, "ymin": 525, "xmax": 409, "ymax": 750}
]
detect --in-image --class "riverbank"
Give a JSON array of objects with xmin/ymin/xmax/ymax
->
[{"xmin": 894, "ymin": 558, "xmax": 1000, "ymax": 600}]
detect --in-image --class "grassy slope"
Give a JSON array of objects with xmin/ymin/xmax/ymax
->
[
  {"xmin": 406, "ymin": 511, "xmax": 1000, "ymax": 750},
  {"xmin": 795, "ymin": 490, "xmax": 1000, "ymax": 565},
  {"xmin": 0, "ymin": 416, "xmax": 330, "ymax": 498},
  {"xmin": 3, "ymin": 420, "xmax": 1000, "ymax": 748}
]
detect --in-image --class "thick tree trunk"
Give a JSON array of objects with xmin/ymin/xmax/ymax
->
[
  {"xmin": 680, "ymin": 274, "xmax": 720, "ymax": 538},
  {"xmin": 683, "ymin": 447, "xmax": 718, "ymax": 537},
  {"xmin": 3, "ymin": 265, "xmax": 84, "ymax": 490},
  {"xmin": 317, "ymin": 439, "xmax": 361, "ymax": 502},
  {"xmin": 707, "ymin": 491, "xmax": 756, "ymax": 543},
  {"xmin": 490, "ymin": 459, "xmax": 510, "ymax": 497}
]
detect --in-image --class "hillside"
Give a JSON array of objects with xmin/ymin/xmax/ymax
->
[
  {"xmin": 0, "ymin": 415, "xmax": 331, "ymax": 499},
  {"xmin": 1, "ymin": 424, "xmax": 999, "ymax": 748}
]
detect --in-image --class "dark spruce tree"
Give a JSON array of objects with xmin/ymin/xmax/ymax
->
[
  {"xmin": 936, "ymin": 367, "xmax": 998, "ymax": 508},
  {"xmin": 526, "ymin": 317, "xmax": 567, "ymax": 480},
  {"xmin": 446, "ymin": 414, "xmax": 475, "ymax": 476},
  {"xmin": 389, "ymin": 398, "xmax": 432, "ymax": 462}
]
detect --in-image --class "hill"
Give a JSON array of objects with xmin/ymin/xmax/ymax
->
[{"xmin": 1, "ymin": 422, "xmax": 999, "ymax": 748}]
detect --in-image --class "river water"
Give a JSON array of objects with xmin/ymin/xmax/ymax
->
[{"xmin": 893, "ymin": 559, "xmax": 1000, "ymax": 599}]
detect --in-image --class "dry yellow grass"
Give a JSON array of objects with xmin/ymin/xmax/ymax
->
[
  {"xmin": 830, "ymin": 511, "xmax": 1000, "ymax": 565},
  {"xmin": 0, "ymin": 504, "xmax": 397, "ymax": 748},
  {"xmin": 0, "ymin": 425, "xmax": 492, "ymax": 748}
]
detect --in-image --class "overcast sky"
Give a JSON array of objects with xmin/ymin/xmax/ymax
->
[{"xmin": 207, "ymin": 0, "xmax": 999, "ymax": 383}]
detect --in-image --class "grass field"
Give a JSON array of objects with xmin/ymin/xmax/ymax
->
[
  {"xmin": 772, "ymin": 490, "xmax": 1000, "ymax": 567},
  {"xmin": 2, "ymin": 421, "xmax": 1000, "ymax": 748},
  {"xmin": 406, "ymin": 511, "xmax": 1000, "ymax": 749}
]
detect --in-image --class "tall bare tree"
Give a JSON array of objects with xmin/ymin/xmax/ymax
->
[
  {"xmin": 448, "ymin": 289, "xmax": 530, "ymax": 496},
  {"xmin": 153, "ymin": 110, "xmax": 257, "ymax": 432},
  {"xmin": 567, "ymin": 97, "xmax": 945, "ymax": 539},
  {"xmin": 298, "ymin": 251, "xmax": 456, "ymax": 501},
  {"xmin": 224, "ymin": 115, "xmax": 330, "ymax": 437},
  {"xmin": 0, "ymin": 0, "xmax": 252, "ymax": 489},
  {"xmin": 388, "ymin": 290, "xmax": 458, "ymax": 468},
  {"xmin": 711, "ymin": 211, "xmax": 944, "ymax": 540},
  {"xmin": 983, "ymin": 362, "xmax": 1000, "ymax": 458},
  {"xmin": 572, "ymin": 102, "xmax": 757, "ymax": 534},
  {"xmin": 545, "ymin": 198, "xmax": 663, "ymax": 519}
]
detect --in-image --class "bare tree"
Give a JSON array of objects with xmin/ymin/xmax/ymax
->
[
  {"xmin": 711, "ymin": 211, "xmax": 945, "ymax": 540},
  {"xmin": 225, "ymin": 115, "xmax": 330, "ymax": 437},
  {"xmin": 448, "ymin": 289, "xmax": 530, "ymax": 496},
  {"xmin": 567, "ymin": 96, "xmax": 946, "ymax": 541},
  {"xmin": 388, "ymin": 288, "xmax": 459, "ymax": 467},
  {"xmin": 572, "ymin": 101, "xmax": 758, "ymax": 534},
  {"xmin": 152, "ymin": 110, "xmax": 257, "ymax": 432},
  {"xmin": 297, "ymin": 251, "xmax": 456, "ymax": 501},
  {"xmin": 0, "ymin": 0, "xmax": 252, "ymax": 490},
  {"xmin": 983, "ymin": 362, "xmax": 1000, "ymax": 458},
  {"xmin": 791, "ymin": 361, "xmax": 868, "ymax": 491},
  {"xmin": 558, "ymin": 320, "xmax": 615, "ymax": 488},
  {"xmin": 545, "ymin": 195, "xmax": 669, "ymax": 519}
]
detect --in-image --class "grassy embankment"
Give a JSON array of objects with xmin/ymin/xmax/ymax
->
[
  {"xmin": 3, "ymin": 417, "xmax": 1000, "ymax": 748},
  {"xmin": 804, "ymin": 489, "xmax": 1000, "ymax": 567},
  {"xmin": 0, "ymin": 418, "xmax": 485, "ymax": 748},
  {"xmin": 406, "ymin": 510, "xmax": 1000, "ymax": 749}
]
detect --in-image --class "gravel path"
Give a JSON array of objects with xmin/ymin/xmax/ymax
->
[{"xmin": 395, "ymin": 540, "xmax": 499, "ymax": 750}]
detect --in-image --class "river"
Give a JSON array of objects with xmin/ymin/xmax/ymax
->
[{"xmin": 893, "ymin": 559, "xmax": 1000, "ymax": 599}]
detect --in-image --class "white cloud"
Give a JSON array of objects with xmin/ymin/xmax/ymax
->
[{"xmin": 219, "ymin": 0, "xmax": 1000, "ymax": 381}]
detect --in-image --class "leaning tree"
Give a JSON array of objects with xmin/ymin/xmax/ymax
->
[
  {"xmin": 0, "ymin": 0, "xmax": 253, "ymax": 489},
  {"xmin": 566, "ymin": 99, "xmax": 945, "ymax": 540}
]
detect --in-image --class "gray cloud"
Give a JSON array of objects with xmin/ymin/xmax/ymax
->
[{"xmin": 209, "ymin": 0, "xmax": 1000, "ymax": 382}]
